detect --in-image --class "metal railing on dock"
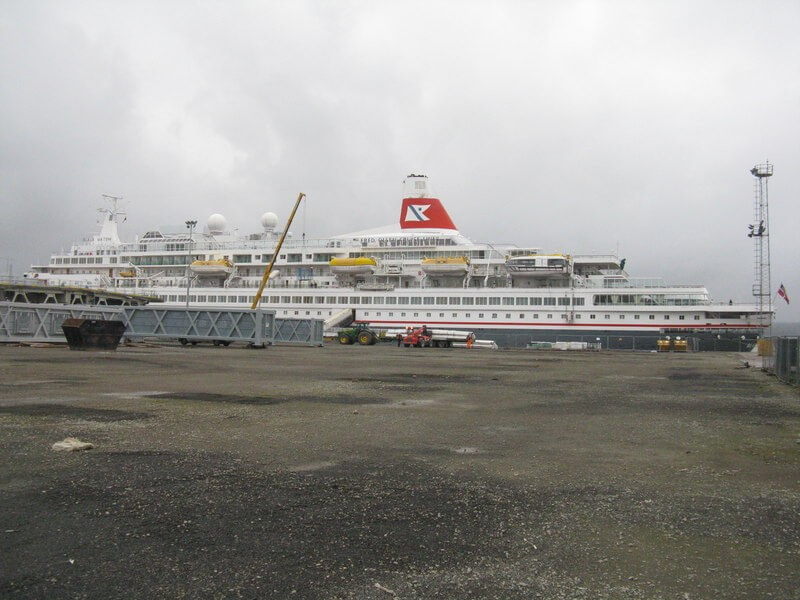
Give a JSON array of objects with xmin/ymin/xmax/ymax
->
[{"xmin": 762, "ymin": 337, "xmax": 800, "ymax": 386}]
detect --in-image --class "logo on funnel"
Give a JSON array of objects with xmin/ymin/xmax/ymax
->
[{"xmin": 400, "ymin": 198, "xmax": 457, "ymax": 230}]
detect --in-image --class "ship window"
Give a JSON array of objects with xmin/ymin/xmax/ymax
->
[
  {"xmin": 385, "ymin": 297, "xmax": 396, "ymax": 304},
  {"xmin": 400, "ymin": 312, "xmax": 406, "ymax": 317},
  {"xmin": 269, "ymin": 296, "xmax": 279, "ymax": 303},
  {"xmin": 197, "ymin": 296, "xmax": 207, "ymax": 302},
  {"xmin": 543, "ymin": 297, "xmax": 556, "ymax": 306},
  {"xmin": 590, "ymin": 314, "xmax": 596, "ymax": 319},
  {"xmin": 466, "ymin": 313, "xmax": 471, "ymax": 318},
  {"xmin": 318, "ymin": 311, "xmax": 322, "ymax": 316},
  {"xmin": 178, "ymin": 296, "xmax": 186, "ymax": 303},
  {"xmin": 519, "ymin": 313, "xmax": 524, "ymax": 318},
  {"xmin": 282, "ymin": 296, "xmax": 291, "ymax": 303},
  {"xmin": 440, "ymin": 313, "xmax": 445, "ymax": 317},
  {"xmin": 239, "ymin": 296, "xmax": 247, "ymax": 302},
  {"xmin": 531, "ymin": 297, "xmax": 542, "ymax": 305},
  {"xmin": 664, "ymin": 315, "xmax": 670, "ymax": 320},
  {"xmin": 338, "ymin": 296, "xmax": 348, "ymax": 303},
  {"xmin": 362, "ymin": 297, "xmax": 372, "ymax": 304},
  {"xmin": 649, "ymin": 315, "xmax": 655, "ymax": 320},
  {"xmin": 489, "ymin": 297, "xmax": 500, "ymax": 305},
  {"xmin": 292, "ymin": 296, "xmax": 302, "ymax": 303},
  {"xmin": 679, "ymin": 315, "xmax": 685, "ymax": 320},
  {"xmin": 574, "ymin": 297, "xmax": 585, "ymax": 306},
  {"xmin": 547, "ymin": 314, "xmax": 553, "ymax": 319},
  {"xmin": 562, "ymin": 314, "xmax": 568, "ymax": 319},
  {"xmin": 634, "ymin": 314, "xmax": 640, "ymax": 319},
  {"xmin": 475, "ymin": 298, "xmax": 487, "ymax": 305},
  {"xmin": 462, "ymin": 297, "xmax": 474, "ymax": 305},
  {"xmin": 397, "ymin": 297, "xmax": 409, "ymax": 304},
  {"xmin": 502, "ymin": 297, "xmax": 514, "ymax": 305},
  {"xmin": 694, "ymin": 315, "xmax": 700, "ymax": 320},
  {"xmin": 305, "ymin": 311, "xmax": 310, "ymax": 315},
  {"xmin": 413, "ymin": 312, "xmax": 418, "ymax": 317},
  {"xmin": 426, "ymin": 312, "xmax": 432, "ymax": 317},
  {"xmin": 575, "ymin": 314, "xmax": 581, "ymax": 319},
  {"xmin": 294, "ymin": 310, "xmax": 299, "ymax": 315},
  {"xmin": 372, "ymin": 297, "xmax": 383, "ymax": 304},
  {"xmin": 491, "ymin": 313, "xmax": 497, "ymax": 318},
  {"xmin": 449, "ymin": 297, "xmax": 461, "ymax": 305},
  {"xmin": 620, "ymin": 314, "xmax": 625, "ymax": 320},
  {"xmin": 558, "ymin": 297, "xmax": 570, "ymax": 306},
  {"xmin": 169, "ymin": 295, "xmax": 177, "ymax": 302},
  {"xmin": 315, "ymin": 296, "xmax": 325, "ymax": 303},
  {"xmin": 411, "ymin": 297, "xmax": 422, "ymax": 305},
  {"xmin": 436, "ymin": 297, "xmax": 447, "ymax": 305},
  {"xmin": 349, "ymin": 297, "xmax": 360, "ymax": 304},
  {"xmin": 228, "ymin": 297, "xmax": 237, "ymax": 303},
  {"xmin": 388, "ymin": 312, "xmax": 394, "ymax": 316},
  {"xmin": 516, "ymin": 298, "xmax": 528, "ymax": 305},
  {"xmin": 532, "ymin": 314, "xmax": 538, "ymax": 319},
  {"xmin": 326, "ymin": 297, "xmax": 336, "ymax": 304},
  {"xmin": 478, "ymin": 313, "xmax": 484, "ymax": 318},
  {"xmin": 452, "ymin": 313, "xmax": 457, "ymax": 318},
  {"xmin": 605, "ymin": 314, "xmax": 610, "ymax": 319},
  {"xmin": 506, "ymin": 313, "xmax": 511, "ymax": 319}
]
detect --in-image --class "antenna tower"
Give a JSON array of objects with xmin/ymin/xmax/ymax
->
[{"xmin": 749, "ymin": 162, "xmax": 773, "ymax": 330}]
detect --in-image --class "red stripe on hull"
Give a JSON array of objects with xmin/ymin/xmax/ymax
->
[{"xmin": 360, "ymin": 319, "xmax": 765, "ymax": 330}]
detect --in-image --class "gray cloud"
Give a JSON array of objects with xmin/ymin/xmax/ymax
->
[{"xmin": 1, "ymin": 0, "xmax": 798, "ymax": 320}]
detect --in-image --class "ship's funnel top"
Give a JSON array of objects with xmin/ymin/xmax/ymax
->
[
  {"xmin": 399, "ymin": 175, "xmax": 457, "ymax": 231},
  {"xmin": 403, "ymin": 174, "xmax": 433, "ymax": 198}
]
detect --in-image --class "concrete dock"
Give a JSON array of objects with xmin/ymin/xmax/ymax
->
[{"xmin": 1, "ymin": 344, "xmax": 798, "ymax": 599}]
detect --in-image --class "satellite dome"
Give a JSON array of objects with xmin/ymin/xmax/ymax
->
[
  {"xmin": 261, "ymin": 212, "xmax": 279, "ymax": 230},
  {"xmin": 207, "ymin": 213, "xmax": 227, "ymax": 234}
]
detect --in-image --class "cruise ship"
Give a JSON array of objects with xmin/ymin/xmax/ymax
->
[{"xmin": 25, "ymin": 175, "xmax": 768, "ymax": 347}]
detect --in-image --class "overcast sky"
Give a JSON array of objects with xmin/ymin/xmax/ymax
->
[{"xmin": 1, "ymin": 0, "xmax": 798, "ymax": 320}]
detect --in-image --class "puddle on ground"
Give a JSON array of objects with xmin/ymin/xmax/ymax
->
[{"xmin": 0, "ymin": 404, "xmax": 152, "ymax": 422}]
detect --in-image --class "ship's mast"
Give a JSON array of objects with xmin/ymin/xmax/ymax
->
[
  {"xmin": 97, "ymin": 194, "xmax": 126, "ymax": 244},
  {"xmin": 749, "ymin": 163, "xmax": 772, "ymax": 332}
]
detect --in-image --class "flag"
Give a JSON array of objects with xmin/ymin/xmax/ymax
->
[{"xmin": 777, "ymin": 283, "xmax": 790, "ymax": 304}]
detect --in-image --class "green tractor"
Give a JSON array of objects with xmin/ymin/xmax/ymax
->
[{"xmin": 337, "ymin": 323, "xmax": 378, "ymax": 345}]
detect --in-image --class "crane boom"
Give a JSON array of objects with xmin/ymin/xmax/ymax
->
[{"xmin": 250, "ymin": 192, "xmax": 305, "ymax": 310}]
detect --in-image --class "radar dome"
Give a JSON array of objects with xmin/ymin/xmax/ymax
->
[
  {"xmin": 207, "ymin": 213, "xmax": 227, "ymax": 234},
  {"xmin": 261, "ymin": 212, "xmax": 279, "ymax": 230}
]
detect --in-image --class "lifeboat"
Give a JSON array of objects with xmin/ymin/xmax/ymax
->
[
  {"xmin": 421, "ymin": 256, "xmax": 470, "ymax": 275},
  {"xmin": 118, "ymin": 270, "xmax": 137, "ymax": 278},
  {"xmin": 190, "ymin": 258, "xmax": 234, "ymax": 276},
  {"xmin": 329, "ymin": 257, "xmax": 377, "ymax": 274}
]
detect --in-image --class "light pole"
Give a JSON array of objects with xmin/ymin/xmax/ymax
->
[{"xmin": 185, "ymin": 220, "xmax": 197, "ymax": 306}]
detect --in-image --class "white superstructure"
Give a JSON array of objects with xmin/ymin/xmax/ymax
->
[{"xmin": 25, "ymin": 175, "xmax": 768, "ymax": 346}]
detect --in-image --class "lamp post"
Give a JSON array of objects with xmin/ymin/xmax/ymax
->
[{"xmin": 185, "ymin": 220, "xmax": 197, "ymax": 306}]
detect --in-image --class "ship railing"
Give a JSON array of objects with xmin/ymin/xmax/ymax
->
[{"xmin": 1, "ymin": 276, "xmax": 51, "ymax": 287}]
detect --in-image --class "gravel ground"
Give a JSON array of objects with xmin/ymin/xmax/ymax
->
[{"xmin": 0, "ymin": 343, "xmax": 798, "ymax": 599}]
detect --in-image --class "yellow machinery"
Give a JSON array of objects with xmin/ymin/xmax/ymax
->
[{"xmin": 657, "ymin": 339, "xmax": 671, "ymax": 352}]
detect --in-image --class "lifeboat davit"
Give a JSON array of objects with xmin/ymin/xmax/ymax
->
[
  {"xmin": 329, "ymin": 257, "xmax": 377, "ymax": 274},
  {"xmin": 190, "ymin": 258, "xmax": 234, "ymax": 276},
  {"xmin": 421, "ymin": 256, "xmax": 470, "ymax": 275}
]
